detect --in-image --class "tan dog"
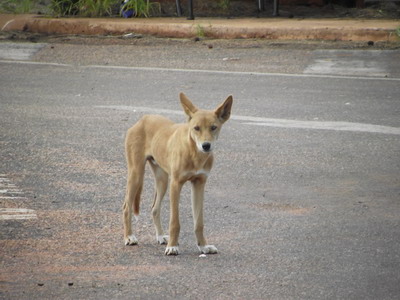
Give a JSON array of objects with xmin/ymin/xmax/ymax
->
[{"xmin": 123, "ymin": 92, "xmax": 233, "ymax": 255}]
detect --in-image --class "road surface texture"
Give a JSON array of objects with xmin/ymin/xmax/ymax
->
[{"xmin": 1, "ymin": 36, "xmax": 400, "ymax": 299}]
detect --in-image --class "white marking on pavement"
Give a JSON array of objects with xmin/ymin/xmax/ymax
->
[
  {"xmin": 87, "ymin": 64, "xmax": 400, "ymax": 81},
  {"xmin": 0, "ymin": 175, "xmax": 26, "ymax": 197},
  {"xmin": 304, "ymin": 58, "xmax": 386, "ymax": 77},
  {"xmin": 304, "ymin": 50, "xmax": 397, "ymax": 78},
  {"xmin": 0, "ymin": 60, "xmax": 71, "ymax": 67},
  {"xmin": 0, "ymin": 208, "xmax": 37, "ymax": 220},
  {"xmin": 1, "ymin": 215, "xmax": 37, "ymax": 220},
  {"xmin": 0, "ymin": 189, "xmax": 24, "ymax": 194},
  {"xmin": 0, "ymin": 175, "xmax": 36, "ymax": 220},
  {"xmin": 241, "ymin": 121, "xmax": 400, "ymax": 135},
  {"xmin": 0, "ymin": 208, "xmax": 35, "ymax": 213},
  {"xmin": 96, "ymin": 105, "xmax": 400, "ymax": 136},
  {"xmin": 1, "ymin": 60, "xmax": 399, "ymax": 81},
  {"xmin": 0, "ymin": 43, "xmax": 47, "ymax": 60}
]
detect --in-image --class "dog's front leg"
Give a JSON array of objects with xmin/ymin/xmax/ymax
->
[
  {"xmin": 191, "ymin": 177, "xmax": 218, "ymax": 255},
  {"xmin": 165, "ymin": 179, "xmax": 182, "ymax": 255}
]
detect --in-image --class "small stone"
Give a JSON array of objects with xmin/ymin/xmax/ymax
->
[{"xmin": 199, "ymin": 254, "xmax": 207, "ymax": 258}]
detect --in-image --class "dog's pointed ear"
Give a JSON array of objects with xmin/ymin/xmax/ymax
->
[
  {"xmin": 180, "ymin": 92, "xmax": 198, "ymax": 120},
  {"xmin": 215, "ymin": 95, "xmax": 233, "ymax": 123}
]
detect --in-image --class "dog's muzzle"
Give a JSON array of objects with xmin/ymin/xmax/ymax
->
[{"xmin": 202, "ymin": 142, "xmax": 211, "ymax": 152}]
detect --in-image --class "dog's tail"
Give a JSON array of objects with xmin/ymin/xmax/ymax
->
[
  {"xmin": 123, "ymin": 164, "xmax": 145, "ymax": 219},
  {"xmin": 124, "ymin": 121, "xmax": 147, "ymax": 219}
]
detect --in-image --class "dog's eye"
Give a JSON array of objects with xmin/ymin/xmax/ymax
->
[
  {"xmin": 194, "ymin": 126, "xmax": 200, "ymax": 131},
  {"xmin": 211, "ymin": 125, "xmax": 217, "ymax": 131}
]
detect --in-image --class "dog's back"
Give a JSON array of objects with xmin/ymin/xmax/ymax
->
[{"xmin": 125, "ymin": 115, "xmax": 174, "ymax": 156}]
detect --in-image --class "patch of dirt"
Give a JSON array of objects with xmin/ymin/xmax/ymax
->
[
  {"xmin": 1, "ymin": 30, "xmax": 399, "ymax": 50},
  {"xmin": 252, "ymin": 202, "xmax": 314, "ymax": 215},
  {"xmin": 0, "ymin": 208, "xmax": 178, "ymax": 298}
]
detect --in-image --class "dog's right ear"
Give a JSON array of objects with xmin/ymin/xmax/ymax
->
[{"xmin": 180, "ymin": 92, "xmax": 198, "ymax": 121}]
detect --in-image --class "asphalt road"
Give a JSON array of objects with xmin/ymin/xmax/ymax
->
[{"xmin": 1, "ymin": 39, "xmax": 400, "ymax": 299}]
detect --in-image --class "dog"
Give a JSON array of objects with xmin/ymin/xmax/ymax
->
[{"xmin": 123, "ymin": 92, "xmax": 233, "ymax": 255}]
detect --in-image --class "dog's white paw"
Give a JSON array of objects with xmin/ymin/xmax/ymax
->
[
  {"xmin": 165, "ymin": 246, "xmax": 179, "ymax": 255},
  {"xmin": 124, "ymin": 235, "xmax": 138, "ymax": 246},
  {"xmin": 157, "ymin": 235, "xmax": 169, "ymax": 245},
  {"xmin": 198, "ymin": 245, "xmax": 218, "ymax": 254}
]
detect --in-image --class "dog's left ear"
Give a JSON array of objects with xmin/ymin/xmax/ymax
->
[
  {"xmin": 180, "ymin": 92, "xmax": 198, "ymax": 120},
  {"xmin": 215, "ymin": 95, "xmax": 233, "ymax": 123}
]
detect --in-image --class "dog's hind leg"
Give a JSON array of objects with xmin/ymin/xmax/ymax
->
[{"xmin": 149, "ymin": 160, "xmax": 169, "ymax": 245}]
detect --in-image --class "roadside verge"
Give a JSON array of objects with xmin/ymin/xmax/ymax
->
[{"xmin": 1, "ymin": 14, "xmax": 399, "ymax": 41}]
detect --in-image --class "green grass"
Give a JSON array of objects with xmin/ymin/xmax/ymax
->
[
  {"xmin": 120, "ymin": 0, "xmax": 160, "ymax": 18},
  {"xmin": 196, "ymin": 24, "xmax": 205, "ymax": 38},
  {"xmin": 77, "ymin": 0, "xmax": 116, "ymax": 17},
  {"xmin": 51, "ymin": 0, "xmax": 117, "ymax": 17},
  {"xmin": 218, "ymin": 0, "xmax": 230, "ymax": 11},
  {"xmin": 50, "ymin": 0, "xmax": 160, "ymax": 17},
  {"xmin": 50, "ymin": 0, "xmax": 80, "ymax": 16},
  {"xmin": 0, "ymin": 0, "xmax": 35, "ymax": 14},
  {"xmin": 396, "ymin": 26, "xmax": 400, "ymax": 39}
]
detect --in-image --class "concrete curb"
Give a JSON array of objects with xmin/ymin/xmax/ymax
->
[{"xmin": 1, "ymin": 14, "xmax": 399, "ymax": 42}]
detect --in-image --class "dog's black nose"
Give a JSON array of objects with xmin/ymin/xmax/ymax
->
[{"xmin": 202, "ymin": 143, "xmax": 211, "ymax": 152}]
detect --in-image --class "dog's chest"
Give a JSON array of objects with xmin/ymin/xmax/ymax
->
[
  {"xmin": 181, "ymin": 168, "xmax": 209, "ymax": 181},
  {"xmin": 193, "ymin": 169, "xmax": 209, "ymax": 176}
]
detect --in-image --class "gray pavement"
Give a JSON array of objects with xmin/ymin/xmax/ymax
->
[
  {"xmin": 1, "ymin": 40, "xmax": 400, "ymax": 299},
  {"xmin": 1, "ymin": 38, "xmax": 400, "ymax": 77}
]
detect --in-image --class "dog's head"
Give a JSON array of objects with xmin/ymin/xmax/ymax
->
[{"xmin": 180, "ymin": 92, "xmax": 233, "ymax": 153}]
